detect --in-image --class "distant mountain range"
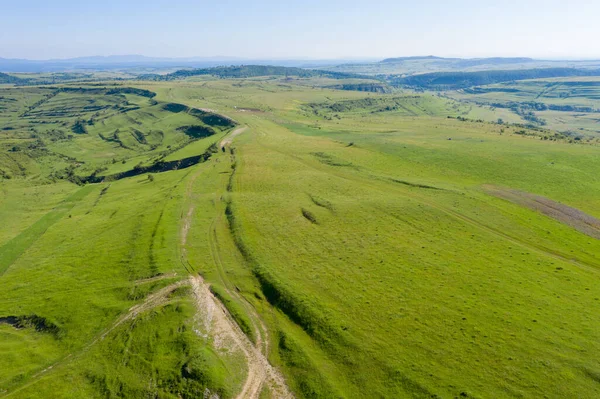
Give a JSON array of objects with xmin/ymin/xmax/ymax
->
[{"xmin": 3, "ymin": 55, "xmax": 600, "ymax": 75}]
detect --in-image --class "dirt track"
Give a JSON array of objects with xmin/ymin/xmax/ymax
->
[
  {"xmin": 181, "ymin": 157, "xmax": 292, "ymax": 399},
  {"xmin": 220, "ymin": 127, "xmax": 248, "ymax": 150},
  {"xmin": 189, "ymin": 276, "xmax": 292, "ymax": 399},
  {"xmin": 484, "ymin": 185, "xmax": 600, "ymax": 240}
]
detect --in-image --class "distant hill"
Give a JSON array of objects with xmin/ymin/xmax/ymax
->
[
  {"xmin": 0, "ymin": 72, "xmax": 25, "ymax": 84},
  {"xmin": 381, "ymin": 56, "xmax": 535, "ymax": 65},
  {"xmin": 140, "ymin": 65, "xmax": 378, "ymax": 81},
  {"xmin": 381, "ymin": 56, "xmax": 447, "ymax": 63},
  {"xmin": 454, "ymin": 57, "xmax": 536, "ymax": 68},
  {"xmin": 320, "ymin": 56, "xmax": 587, "ymax": 77},
  {"xmin": 393, "ymin": 68, "xmax": 600, "ymax": 90}
]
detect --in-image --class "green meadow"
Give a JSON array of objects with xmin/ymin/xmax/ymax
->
[{"xmin": 1, "ymin": 75, "xmax": 600, "ymax": 398}]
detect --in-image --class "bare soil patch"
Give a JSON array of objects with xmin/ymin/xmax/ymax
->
[
  {"xmin": 234, "ymin": 107, "xmax": 264, "ymax": 113},
  {"xmin": 219, "ymin": 127, "xmax": 248, "ymax": 150},
  {"xmin": 484, "ymin": 185, "xmax": 600, "ymax": 239}
]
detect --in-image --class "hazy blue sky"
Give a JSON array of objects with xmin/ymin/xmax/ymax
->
[{"xmin": 2, "ymin": 0, "xmax": 599, "ymax": 60}]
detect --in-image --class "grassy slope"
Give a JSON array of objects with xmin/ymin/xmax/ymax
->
[
  {"xmin": 0, "ymin": 83, "xmax": 244, "ymax": 397},
  {"xmin": 229, "ymin": 122, "xmax": 600, "ymax": 398},
  {"xmin": 0, "ymin": 85, "xmax": 232, "ymax": 182},
  {"xmin": 157, "ymin": 79, "xmax": 600, "ymax": 398},
  {"xmin": 0, "ymin": 160, "xmax": 246, "ymax": 398},
  {"xmin": 0, "ymin": 181, "xmax": 78, "ymax": 247},
  {"xmin": 3, "ymin": 78, "xmax": 600, "ymax": 398}
]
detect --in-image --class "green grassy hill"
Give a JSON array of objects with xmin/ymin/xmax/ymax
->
[
  {"xmin": 0, "ymin": 85, "xmax": 235, "ymax": 184},
  {"xmin": 2, "ymin": 76, "xmax": 600, "ymax": 398},
  {"xmin": 394, "ymin": 68, "xmax": 600, "ymax": 90}
]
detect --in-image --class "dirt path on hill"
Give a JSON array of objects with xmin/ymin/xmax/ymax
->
[
  {"xmin": 207, "ymin": 216, "xmax": 271, "ymax": 356},
  {"xmin": 133, "ymin": 272, "xmax": 178, "ymax": 285},
  {"xmin": 484, "ymin": 185, "xmax": 600, "ymax": 240},
  {"xmin": 2, "ymin": 280, "xmax": 187, "ymax": 398},
  {"xmin": 219, "ymin": 127, "xmax": 248, "ymax": 150},
  {"xmin": 180, "ymin": 160, "xmax": 292, "ymax": 399},
  {"xmin": 95, "ymin": 281, "xmax": 186, "ymax": 343},
  {"xmin": 189, "ymin": 275, "xmax": 292, "ymax": 399}
]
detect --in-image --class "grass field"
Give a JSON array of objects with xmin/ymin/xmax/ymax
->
[
  {"xmin": 156, "ymin": 79, "xmax": 600, "ymax": 397},
  {"xmin": 2, "ymin": 76, "xmax": 600, "ymax": 398}
]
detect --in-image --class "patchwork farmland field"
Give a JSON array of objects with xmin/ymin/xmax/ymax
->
[
  {"xmin": 448, "ymin": 77, "xmax": 600, "ymax": 138},
  {"xmin": 2, "ymin": 75, "xmax": 600, "ymax": 398}
]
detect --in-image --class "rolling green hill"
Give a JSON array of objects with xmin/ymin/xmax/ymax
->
[
  {"xmin": 140, "ymin": 65, "xmax": 378, "ymax": 81},
  {"xmin": 394, "ymin": 68, "xmax": 600, "ymax": 90},
  {"xmin": 2, "ymin": 76, "xmax": 600, "ymax": 398}
]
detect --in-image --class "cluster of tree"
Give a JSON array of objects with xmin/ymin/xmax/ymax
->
[
  {"xmin": 176, "ymin": 125, "xmax": 216, "ymax": 139},
  {"xmin": 305, "ymin": 96, "xmax": 421, "ymax": 114},
  {"xmin": 81, "ymin": 143, "xmax": 220, "ymax": 184},
  {"xmin": 105, "ymin": 87, "xmax": 156, "ymax": 98},
  {"xmin": 489, "ymin": 101, "xmax": 598, "ymax": 113},
  {"xmin": 71, "ymin": 119, "xmax": 88, "ymax": 134},
  {"xmin": 513, "ymin": 108, "xmax": 547, "ymax": 125},
  {"xmin": 462, "ymin": 87, "xmax": 521, "ymax": 94},
  {"xmin": 163, "ymin": 102, "xmax": 237, "ymax": 128},
  {"xmin": 324, "ymin": 83, "xmax": 391, "ymax": 93},
  {"xmin": 48, "ymin": 86, "xmax": 157, "ymax": 98}
]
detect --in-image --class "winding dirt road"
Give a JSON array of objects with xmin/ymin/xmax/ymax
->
[
  {"xmin": 189, "ymin": 276, "xmax": 292, "ymax": 399},
  {"xmin": 181, "ymin": 153, "xmax": 293, "ymax": 399},
  {"xmin": 220, "ymin": 127, "xmax": 248, "ymax": 150}
]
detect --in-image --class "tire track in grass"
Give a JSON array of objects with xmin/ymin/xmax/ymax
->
[
  {"xmin": 0, "ymin": 185, "xmax": 95, "ymax": 276},
  {"xmin": 208, "ymin": 216, "xmax": 270, "ymax": 353},
  {"xmin": 189, "ymin": 275, "xmax": 292, "ymax": 399},
  {"xmin": 180, "ymin": 148, "xmax": 292, "ymax": 399},
  {"xmin": 214, "ymin": 125, "xmax": 273, "ymax": 355},
  {"xmin": 255, "ymin": 131, "xmax": 600, "ymax": 275},
  {"xmin": 219, "ymin": 126, "xmax": 248, "ymax": 150},
  {"xmin": 1, "ymin": 280, "xmax": 186, "ymax": 398}
]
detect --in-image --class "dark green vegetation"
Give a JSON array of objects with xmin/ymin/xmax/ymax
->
[
  {"xmin": 2, "ymin": 73, "xmax": 600, "ymax": 398},
  {"xmin": 303, "ymin": 95, "xmax": 461, "ymax": 117},
  {"xmin": 0, "ymin": 73, "xmax": 25, "ymax": 85},
  {"xmin": 323, "ymin": 82, "xmax": 391, "ymax": 93}
]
